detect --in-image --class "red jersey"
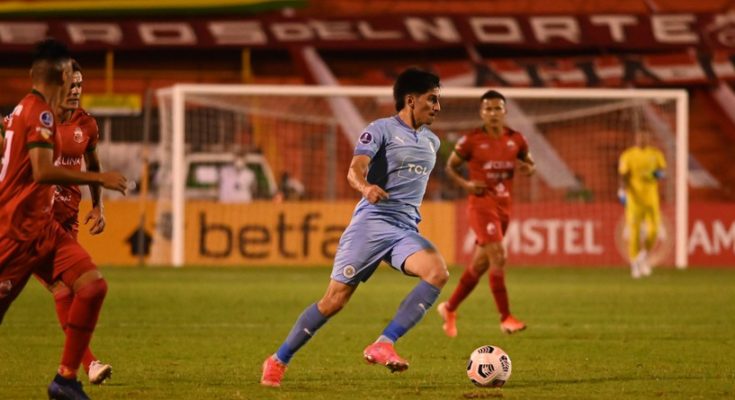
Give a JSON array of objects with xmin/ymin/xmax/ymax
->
[
  {"xmin": 454, "ymin": 127, "xmax": 529, "ymax": 210},
  {"xmin": 0, "ymin": 91, "xmax": 57, "ymax": 241},
  {"xmin": 52, "ymin": 108, "xmax": 99, "ymax": 226}
]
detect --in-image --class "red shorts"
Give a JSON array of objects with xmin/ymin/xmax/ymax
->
[
  {"xmin": 0, "ymin": 220, "xmax": 95, "ymax": 323},
  {"xmin": 56, "ymin": 215, "xmax": 80, "ymax": 240},
  {"xmin": 468, "ymin": 203, "xmax": 510, "ymax": 246}
]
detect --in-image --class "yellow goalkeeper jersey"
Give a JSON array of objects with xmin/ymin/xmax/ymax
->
[{"xmin": 618, "ymin": 145, "xmax": 666, "ymax": 206}]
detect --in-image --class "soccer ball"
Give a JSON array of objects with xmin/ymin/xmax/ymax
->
[{"xmin": 466, "ymin": 345, "xmax": 512, "ymax": 387}]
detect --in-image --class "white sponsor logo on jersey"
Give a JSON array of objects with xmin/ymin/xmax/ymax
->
[
  {"xmin": 55, "ymin": 156, "xmax": 82, "ymax": 167},
  {"xmin": 483, "ymin": 160, "xmax": 514, "ymax": 170}
]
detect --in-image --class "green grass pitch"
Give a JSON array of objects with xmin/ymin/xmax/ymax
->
[{"xmin": 1, "ymin": 266, "xmax": 734, "ymax": 399}]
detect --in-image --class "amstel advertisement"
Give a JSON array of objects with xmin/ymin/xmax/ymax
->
[{"xmin": 78, "ymin": 200, "xmax": 734, "ymax": 267}]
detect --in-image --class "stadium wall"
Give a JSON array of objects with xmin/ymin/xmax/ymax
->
[{"xmin": 77, "ymin": 200, "xmax": 735, "ymax": 267}]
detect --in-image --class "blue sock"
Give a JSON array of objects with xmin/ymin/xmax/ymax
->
[
  {"xmin": 275, "ymin": 303, "xmax": 328, "ymax": 364},
  {"xmin": 381, "ymin": 280, "xmax": 441, "ymax": 342}
]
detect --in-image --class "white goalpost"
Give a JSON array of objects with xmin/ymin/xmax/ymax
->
[{"xmin": 155, "ymin": 85, "xmax": 688, "ymax": 269}]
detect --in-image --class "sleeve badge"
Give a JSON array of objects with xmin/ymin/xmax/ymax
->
[{"xmin": 40, "ymin": 111, "xmax": 54, "ymax": 128}]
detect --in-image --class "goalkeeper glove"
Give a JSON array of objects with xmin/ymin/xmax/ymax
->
[
  {"xmin": 617, "ymin": 188, "xmax": 627, "ymax": 206},
  {"xmin": 653, "ymin": 169, "xmax": 665, "ymax": 180}
]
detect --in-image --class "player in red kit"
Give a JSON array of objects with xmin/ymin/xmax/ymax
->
[
  {"xmin": 0, "ymin": 39, "xmax": 127, "ymax": 400},
  {"xmin": 31, "ymin": 60, "xmax": 112, "ymax": 386},
  {"xmin": 437, "ymin": 90, "xmax": 535, "ymax": 337}
]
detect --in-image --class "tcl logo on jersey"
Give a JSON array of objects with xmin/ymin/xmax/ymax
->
[
  {"xmin": 406, "ymin": 163, "xmax": 430, "ymax": 175},
  {"xmin": 398, "ymin": 156, "xmax": 432, "ymax": 179}
]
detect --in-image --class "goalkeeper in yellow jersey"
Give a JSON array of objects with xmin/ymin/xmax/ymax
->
[{"xmin": 618, "ymin": 130, "xmax": 666, "ymax": 278}]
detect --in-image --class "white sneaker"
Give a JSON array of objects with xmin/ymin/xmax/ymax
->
[
  {"xmin": 639, "ymin": 262, "xmax": 652, "ymax": 277},
  {"xmin": 88, "ymin": 360, "xmax": 112, "ymax": 385},
  {"xmin": 635, "ymin": 250, "xmax": 651, "ymax": 277},
  {"xmin": 630, "ymin": 261, "xmax": 641, "ymax": 279}
]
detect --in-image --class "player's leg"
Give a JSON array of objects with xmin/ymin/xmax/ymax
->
[
  {"xmin": 639, "ymin": 206, "xmax": 661, "ymax": 276},
  {"xmin": 262, "ymin": 279, "xmax": 358, "ymax": 387},
  {"xmin": 0, "ymin": 265, "xmax": 34, "ymax": 325},
  {"xmin": 48, "ymin": 227, "xmax": 107, "ymax": 398},
  {"xmin": 437, "ymin": 207, "xmax": 495, "ymax": 335},
  {"xmin": 262, "ymin": 216, "xmax": 383, "ymax": 387},
  {"xmin": 625, "ymin": 204, "xmax": 643, "ymax": 278},
  {"xmin": 50, "ymin": 282, "xmax": 112, "ymax": 384},
  {"xmin": 438, "ymin": 247, "xmax": 488, "ymax": 337},
  {"xmin": 50, "ymin": 283, "xmax": 97, "ymax": 369},
  {"xmin": 57, "ymin": 219, "xmax": 112, "ymax": 384},
  {"xmin": 33, "ymin": 267, "xmax": 107, "ymax": 384},
  {"xmin": 365, "ymin": 236, "xmax": 447, "ymax": 372},
  {"xmin": 0, "ymin": 237, "xmax": 41, "ymax": 324},
  {"xmin": 483, "ymin": 240, "xmax": 525, "ymax": 333}
]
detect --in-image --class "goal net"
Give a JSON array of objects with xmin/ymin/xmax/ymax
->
[{"xmin": 154, "ymin": 85, "xmax": 687, "ymax": 268}]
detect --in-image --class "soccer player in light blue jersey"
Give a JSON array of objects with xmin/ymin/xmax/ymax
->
[{"xmin": 261, "ymin": 68, "xmax": 448, "ymax": 387}]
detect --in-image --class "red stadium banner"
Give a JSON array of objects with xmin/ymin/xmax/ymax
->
[
  {"xmin": 454, "ymin": 202, "xmax": 735, "ymax": 268},
  {"xmin": 438, "ymin": 50, "xmax": 735, "ymax": 87},
  {"xmin": 0, "ymin": 0, "xmax": 305, "ymax": 18},
  {"xmin": 1, "ymin": 13, "xmax": 735, "ymax": 51}
]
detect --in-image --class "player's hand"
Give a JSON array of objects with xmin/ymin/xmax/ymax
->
[
  {"xmin": 101, "ymin": 172, "xmax": 128, "ymax": 195},
  {"xmin": 617, "ymin": 188, "xmax": 627, "ymax": 206},
  {"xmin": 464, "ymin": 180, "xmax": 487, "ymax": 196},
  {"xmin": 362, "ymin": 184, "xmax": 389, "ymax": 204},
  {"xmin": 518, "ymin": 160, "xmax": 535, "ymax": 176},
  {"xmin": 84, "ymin": 206, "xmax": 106, "ymax": 235}
]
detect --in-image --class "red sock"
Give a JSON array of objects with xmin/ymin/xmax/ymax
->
[
  {"xmin": 447, "ymin": 267, "xmax": 481, "ymax": 312},
  {"xmin": 53, "ymin": 287, "xmax": 97, "ymax": 373},
  {"xmin": 60, "ymin": 279, "xmax": 107, "ymax": 376},
  {"xmin": 489, "ymin": 269, "xmax": 510, "ymax": 320},
  {"xmin": 53, "ymin": 286, "xmax": 73, "ymax": 330}
]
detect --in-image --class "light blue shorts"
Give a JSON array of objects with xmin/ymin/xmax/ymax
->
[{"xmin": 331, "ymin": 211, "xmax": 436, "ymax": 285}]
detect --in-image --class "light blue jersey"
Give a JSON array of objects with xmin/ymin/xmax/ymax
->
[
  {"xmin": 353, "ymin": 115, "xmax": 440, "ymax": 225},
  {"xmin": 332, "ymin": 115, "xmax": 440, "ymax": 285}
]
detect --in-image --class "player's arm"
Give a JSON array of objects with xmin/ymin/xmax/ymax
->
[
  {"xmin": 83, "ymin": 147, "xmax": 106, "ymax": 234},
  {"xmin": 617, "ymin": 171, "xmax": 630, "ymax": 204},
  {"xmin": 445, "ymin": 151, "xmax": 485, "ymax": 195},
  {"xmin": 0, "ymin": 117, "xmax": 4, "ymax": 171},
  {"xmin": 347, "ymin": 154, "xmax": 388, "ymax": 204},
  {"xmin": 518, "ymin": 151, "xmax": 536, "ymax": 176},
  {"xmin": 29, "ymin": 146, "xmax": 127, "ymax": 194},
  {"xmin": 653, "ymin": 150, "xmax": 666, "ymax": 180},
  {"xmin": 617, "ymin": 152, "xmax": 630, "ymax": 205}
]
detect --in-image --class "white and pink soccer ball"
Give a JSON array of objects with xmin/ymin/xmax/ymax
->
[{"xmin": 466, "ymin": 345, "xmax": 512, "ymax": 387}]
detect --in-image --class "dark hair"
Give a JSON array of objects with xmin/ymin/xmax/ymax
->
[
  {"xmin": 481, "ymin": 90, "xmax": 505, "ymax": 102},
  {"xmin": 71, "ymin": 59, "xmax": 82, "ymax": 73},
  {"xmin": 31, "ymin": 38, "xmax": 71, "ymax": 85},
  {"xmin": 393, "ymin": 67, "xmax": 441, "ymax": 112}
]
